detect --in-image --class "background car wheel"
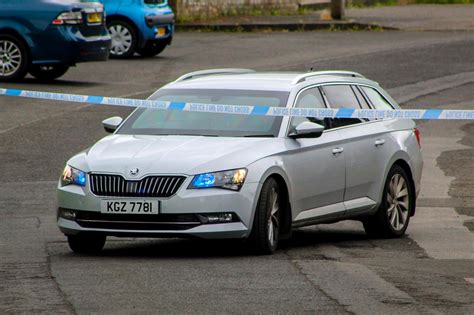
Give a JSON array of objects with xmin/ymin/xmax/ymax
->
[
  {"xmin": 137, "ymin": 41, "xmax": 167, "ymax": 58},
  {"xmin": 107, "ymin": 20, "xmax": 137, "ymax": 58},
  {"xmin": 67, "ymin": 234, "xmax": 106, "ymax": 254},
  {"xmin": 248, "ymin": 178, "xmax": 281, "ymax": 255},
  {"xmin": 29, "ymin": 65, "xmax": 69, "ymax": 81},
  {"xmin": 0, "ymin": 34, "xmax": 29, "ymax": 82},
  {"xmin": 363, "ymin": 165, "xmax": 413, "ymax": 238}
]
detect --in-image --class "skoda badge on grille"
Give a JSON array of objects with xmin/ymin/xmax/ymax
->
[{"xmin": 129, "ymin": 168, "xmax": 139, "ymax": 176}]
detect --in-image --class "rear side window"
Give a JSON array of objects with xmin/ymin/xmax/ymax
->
[
  {"xmin": 322, "ymin": 85, "xmax": 364, "ymax": 128},
  {"xmin": 360, "ymin": 87, "xmax": 394, "ymax": 110}
]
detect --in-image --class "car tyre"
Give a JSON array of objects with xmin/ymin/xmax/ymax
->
[
  {"xmin": 107, "ymin": 20, "xmax": 137, "ymax": 58},
  {"xmin": 67, "ymin": 234, "xmax": 106, "ymax": 254},
  {"xmin": 29, "ymin": 65, "xmax": 69, "ymax": 81},
  {"xmin": 137, "ymin": 41, "xmax": 167, "ymax": 58},
  {"xmin": 363, "ymin": 165, "xmax": 413, "ymax": 238},
  {"xmin": 0, "ymin": 34, "xmax": 29, "ymax": 82},
  {"xmin": 248, "ymin": 178, "xmax": 281, "ymax": 255}
]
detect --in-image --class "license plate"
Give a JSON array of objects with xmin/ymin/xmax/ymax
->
[
  {"xmin": 87, "ymin": 13, "xmax": 102, "ymax": 24},
  {"xmin": 101, "ymin": 200, "xmax": 160, "ymax": 214}
]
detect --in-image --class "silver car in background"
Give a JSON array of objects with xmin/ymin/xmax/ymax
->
[{"xmin": 57, "ymin": 69, "xmax": 423, "ymax": 254}]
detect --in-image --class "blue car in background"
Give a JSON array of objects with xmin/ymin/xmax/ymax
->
[
  {"xmin": 0, "ymin": 0, "xmax": 111, "ymax": 81},
  {"xmin": 100, "ymin": 0, "xmax": 175, "ymax": 58}
]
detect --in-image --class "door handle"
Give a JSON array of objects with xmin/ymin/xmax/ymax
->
[
  {"xmin": 332, "ymin": 147, "xmax": 344, "ymax": 155},
  {"xmin": 374, "ymin": 139, "xmax": 385, "ymax": 147}
]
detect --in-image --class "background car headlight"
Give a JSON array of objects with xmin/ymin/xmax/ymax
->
[
  {"xmin": 189, "ymin": 169, "xmax": 247, "ymax": 191},
  {"xmin": 61, "ymin": 165, "xmax": 86, "ymax": 187}
]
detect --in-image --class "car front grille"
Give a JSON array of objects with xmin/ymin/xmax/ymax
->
[
  {"xmin": 74, "ymin": 211, "xmax": 201, "ymax": 231},
  {"xmin": 89, "ymin": 174, "xmax": 186, "ymax": 198}
]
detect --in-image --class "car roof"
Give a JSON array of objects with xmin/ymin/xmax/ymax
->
[{"xmin": 160, "ymin": 70, "xmax": 380, "ymax": 92}]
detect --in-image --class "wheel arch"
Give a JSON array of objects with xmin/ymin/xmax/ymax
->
[
  {"xmin": 0, "ymin": 28, "xmax": 32, "ymax": 59},
  {"xmin": 391, "ymin": 158, "xmax": 417, "ymax": 217},
  {"xmin": 258, "ymin": 168, "xmax": 293, "ymax": 240}
]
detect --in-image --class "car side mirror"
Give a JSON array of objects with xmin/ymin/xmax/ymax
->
[
  {"xmin": 102, "ymin": 116, "xmax": 123, "ymax": 133},
  {"xmin": 289, "ymin": 121, "xmax": 324, "ymax": 139}
]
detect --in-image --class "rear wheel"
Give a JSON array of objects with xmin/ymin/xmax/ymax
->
[
  {"xmin": 107, "ymin": 20, "xmax": 137, "ymax": 58},
  {"xmin": 363, "ymin": 165, "xmax": 413, "ymax": 238},
  {"xmin": 0, "ymin": 34, "xmax": 29, "ymax": 82},
  {"xmin": 137, "ymin": 41, "xmax": 167, "ymax": 57},
  {"xmin": 67, "ymin": 234, "xmax": 106, "ymax": 254},
  {"xmin": 248, "ymin": 178, "xmax": 281, "ymax": 254},
  {"xmin": 29, "ymin": 65, "xmax": 69, "ymax": 81}
]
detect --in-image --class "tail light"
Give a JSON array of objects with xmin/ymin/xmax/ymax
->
[
  {"xmin": 414, "ymin": 128, "xmax": 421, "ymax": 147},
  {"xmin": 52, "ymin": 11, "xmax": 83, "ymax": 25}
]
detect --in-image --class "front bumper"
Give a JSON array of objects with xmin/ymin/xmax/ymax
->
[
  {"xmin": 145, "ymin": 13, "xmax": 175, "ymax": 26},
  {"xmin": 57, "ymin": 178, "xmax": 260, "ymax": 239}
]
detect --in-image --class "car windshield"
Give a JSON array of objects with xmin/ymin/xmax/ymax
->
[{"xmin": 117, "ymin": 89, "xmax": 289, "ymax": 137}]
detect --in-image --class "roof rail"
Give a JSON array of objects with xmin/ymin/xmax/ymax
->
[
  {"xmin": 174, "ymin": 68, "xmax": 256, "ymax": 83},
  {"xmin": 292, "ymin": 71, "xmax": 365, "ymax": 84}
]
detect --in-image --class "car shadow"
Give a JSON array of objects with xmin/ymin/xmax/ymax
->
[{"xmin": 75, "ymin": 226, "xmax": 373, "ymax": 259}]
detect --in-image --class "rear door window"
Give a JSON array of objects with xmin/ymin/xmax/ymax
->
[{"xmin": 321, "ymin": 85, "xmax": 364, "ymax": 128}]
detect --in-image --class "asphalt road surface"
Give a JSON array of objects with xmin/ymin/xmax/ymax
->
[{"xmin": 1, "ymin": 31, "xmax": 473, "ymax": 314}]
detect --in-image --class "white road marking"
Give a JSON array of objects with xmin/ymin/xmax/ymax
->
[
  {"xmin": 465, "ymin": 278, "xmax": 474, "ymax": 284},
  {"xmin": 407, "ymin": 111, "xmax": 474, "ymax": 260},
  {"xmin": 388, "ymin": 71, "xmax": 474, "ymax": 104},
  {"xmin": 294, "ymin": 260, "xmax": 417, "ymax": 313},
  {"xmin": 409, "ymin": 207, "xmax": 474, "ymax": 260}
]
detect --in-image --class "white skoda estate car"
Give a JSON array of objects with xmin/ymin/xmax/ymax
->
[{"xmin": 57, "ymin": 69, "xmax": 423, "ymax": 254}]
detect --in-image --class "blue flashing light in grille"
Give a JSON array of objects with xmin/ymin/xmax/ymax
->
[
  {"xmin": 75, "ymin": 171, "xmax": 86, "ymax": 186},
  {"xmin": 192, "ymin": 173, "xmax": 216, "ymax": 188}
]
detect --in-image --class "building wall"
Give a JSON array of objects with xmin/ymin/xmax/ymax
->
[{"xmin": 175, "ymin": 0, "xmax": 300, "ymax": 21}]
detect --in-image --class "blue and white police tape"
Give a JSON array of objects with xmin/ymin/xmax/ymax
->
[{"xmin": 1, "ymin": 88, "xmax": 474, "ymax": 120}]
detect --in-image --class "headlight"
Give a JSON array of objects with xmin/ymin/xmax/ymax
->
[
  {"xmin": 189, "ymin": 169, "xmax": 247, "ymax": 191},
  {"xmin": 61, "ymin": 165, "xmax": 86, "ymax": 187}
]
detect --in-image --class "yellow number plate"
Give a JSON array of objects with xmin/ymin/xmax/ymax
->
[
  {"xmin": 87, "ymin": 13, "xmax": 102, "ymax": 24},
  {"xmin": 157, "ymin": 27, "xmax": 166, "ymax": 37}
]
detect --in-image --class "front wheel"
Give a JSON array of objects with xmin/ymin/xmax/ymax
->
[
  {"xmin": 363, "ymin": 165, "xmax": 414, "ymax": 238},
  {"xmin": 29, "ymin": 65, "xmax": 69, "ymax": 81},
  {"xmin": 67, "ymin": 234, "xmax": 106, "ymax": 254},
  {"xmin": 248, "ymin": 178, "xmax": 281, "ymax": 254}
]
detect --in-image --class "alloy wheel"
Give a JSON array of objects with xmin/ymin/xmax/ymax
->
[
  {"xmin": 109, "ymin": 24, "xmax": 133, "ymax": 56},
  {"xmin": 0, "ymin": 40, "xmax": 22, "ymax": 77},
  {"xmin": 267, "ymin": 186, "xmax": 280, "ymax": 247},
  {"xmin": 387, "ymin": 173, "xmax": 409, "ymax": 231}
]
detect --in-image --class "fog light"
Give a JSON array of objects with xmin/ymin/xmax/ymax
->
[
  {"xmin": 59, "ymin": 208, "xmax": 77, "ymax": 220},
  {"xmin": 200, "ymin": 213, "xmax": 234, "ymax": 224}
]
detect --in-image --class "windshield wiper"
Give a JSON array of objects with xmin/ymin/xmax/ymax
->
[{"xmin": 243, "ymin": 134, "xmax": 274, "ymax": 138}]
